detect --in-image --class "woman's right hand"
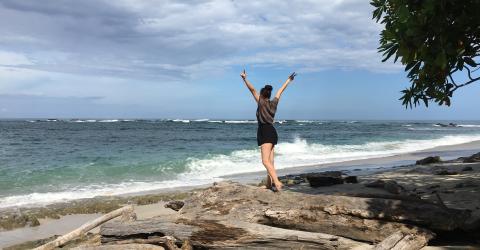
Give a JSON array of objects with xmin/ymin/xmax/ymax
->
[
  {"xmin": 288, "ymin": 72, "xmax": 297, "ymax": 81},
  {"xmin": 240, "ymin": 69, "xmax": 247, "ymax": 79}
]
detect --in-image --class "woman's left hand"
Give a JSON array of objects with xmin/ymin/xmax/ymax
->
[{"xmin": 240, "ymin": 69, "xmax": 247, "ymax": 79}]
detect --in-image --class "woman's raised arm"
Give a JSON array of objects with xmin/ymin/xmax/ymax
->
[
  {"xmin": 240, "ymin": 69, "xmax": 259, "ymax": 103},
  {"xmin": 275, "ymin": 72, "xmax": 296, "ymax": 100}
]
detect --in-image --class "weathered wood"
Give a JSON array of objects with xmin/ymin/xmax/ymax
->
[
  {"xmin": 178, "ymin": 181, "xmax": 469, "ymax": 241},
  {"xmin": 100, "ymin": 217, "xmax": 193, "ymax": 244},
  {"xmin": 374, "ymin": 231, "xmax": 405, "ymax": 249},
  {"xmin": 331, "ymin": 192, "xmax": 425, "ymax": 203},
  {"xmin": 105, "ymin": 236, "xmax": 180, "ymax": 250},
  {"xmin": 95, "ymin": 181, "xmax": 474, "ymax": 248},
  {"xmin": 72, "ymin": 243, "xmax": 164, "ymax": 250},
  {"xmin": 100, "ymin": 217, "xmax": 372, "ymax": 250},
  {"xmin": 374, "ymin": 230, "xmax": 434, "ymax": 250},
  {"xmin": 34, "ymin": 205, "xmax": 135, "ymax": 250},
  {"xmin": 263, "ymin": 208, "xmax": 426, "ymax": 242}
]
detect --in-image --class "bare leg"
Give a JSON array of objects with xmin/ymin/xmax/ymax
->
[
  {"xmin": 267, "ymin": 146, "xmax": 275, "ymax": 188},
  {"xmin": 266, "ymin": 174, "xmax": 272, "ymax": 189},
  {"xmin": 261, "ymin": 143, "xmax": 283, "ymax": 191}
]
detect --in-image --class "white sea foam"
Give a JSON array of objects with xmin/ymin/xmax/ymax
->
[
  {"xmin": 295, "ymin": 120, "xmax": 323, "ymax": 124},
  {"xmin": 193, "ymin": 119, "xmax": 209, "ymax": 122},
  {"xmin": 458, "ymin": 124, "xmax": 480, "ymax": 128},
  {"xmin": 224, "ymin": 120, "xmax": 257, "ymax": 124},
  {"xmin": 70, "ymin": 119, "xmax": 96, "ymax": 123},
  {"xmin": 180, "ymin": 134, "xmax": 480, "ymax": 180},
  {"xmin": 98, "ymin": 119, "xmax": 119, "ymax": 123},
  {"xmin": 172, "ymin": 119, "xmax": 190, "ymax": 123},
  {"xmin": 295, "ymin": 120, "xmax": 316, "ymax": 123},
  {"xmin": 0, "ymin": 179, "xmax": 215, "ymax": 208},
  {"xmin": 3, "ymin": 134, "xmax": 480, "ymax": 208},
  {"xmin": 208, "ymin": 120, "xmax": 223, "ymax": 123},
  {"xmin": 407, "ymin": 128, "xmax": 450, "ymax": 131}
]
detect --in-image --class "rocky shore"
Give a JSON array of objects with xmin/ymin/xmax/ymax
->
[{"xmin": 3, "ymin": 153, "xmax": 480, "ymax": 249}]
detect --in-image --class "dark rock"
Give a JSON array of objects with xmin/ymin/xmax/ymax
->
[
  {"xmin": 305, "ymin": 171, "xmax": 344, "ymax": 187},
  {"xmin": 416, "ymin": 156, "xmax": 442, "ymax": 165},
  {"xmin": 462, "ymin": 166, "xmax": 474, "ymax": 171},
  {"xmin": 365, "ymin": 180, "xmax": 406, "ymax": 195},
  {"xmin": 0, "ymin": 211, "xmax": 39, "ymax": 230},
  {"xmin": 434, "ymin": 170, "xmax": 458, "ymax": 175},
  {"xmin": 435, "ymin": 123, "xmax": 458, "ymax": 127},
  {"xmin": 427, "ymin": 185, "xmax": 440, "ymax": 190},
  {"xmin": 164, "ymin": 200, "xmax": 184, "ymax": 211},
  {"xmin": 343, "ymin": 176, "xmax": 358, "ymax": 184},
  {"xmin": 454, "ymin": 181, "xmax": 479, "ymax": 188},
  {"xmin": 462, "ymin": 153, "xmax": 480, "ymax": 163},
  {"xmin": 277, "ymin": 174, "xmax": 305, "ymax": 186},
  {"xmin": 364, "ymin": 179, "xmax": 385, "ymax": 188},
  {"xmin": 384, "ymin": 180, "xmax": 405, "ymax": 195}
]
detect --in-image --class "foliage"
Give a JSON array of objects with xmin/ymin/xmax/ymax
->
[{"xmin": 371, "ymin": 0, "xmax": 480, "ymax": 107}]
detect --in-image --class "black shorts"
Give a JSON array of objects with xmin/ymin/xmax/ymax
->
[{"xmin": 257, "ymin": 124, "xmax": 278, "ymax": 146}]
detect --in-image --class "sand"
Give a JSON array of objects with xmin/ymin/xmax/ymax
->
[{"xmin": 0, "ymin": 202, "xmax": 177, "ymax": 248}]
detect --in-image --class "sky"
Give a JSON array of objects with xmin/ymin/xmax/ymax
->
[{"xmin": 0, "ymin": 0, "xmax": 479, "ymax": 120}]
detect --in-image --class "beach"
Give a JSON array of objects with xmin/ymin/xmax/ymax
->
[{"xmin": 2, "ymin": 139, "xmax": 480, "ymax": 249}]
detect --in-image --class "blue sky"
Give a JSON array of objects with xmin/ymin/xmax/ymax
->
[{"xmin": 0, "ymin": 0, "xmax": 479, "ymax": 120}]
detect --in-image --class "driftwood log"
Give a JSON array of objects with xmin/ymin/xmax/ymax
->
[
  {"xmin": 101, "ymin": 217, "xmax": 370, "ymax": 249},
  {"xmin": 374, "ymin": 230, "xmax": 434, "ymax": 250},
  {"xmin": 34, "ymin": 205, "xmax": 135, "ymax": 250},
  {"xmin": 98, "ymin": 182, "xmax": 476, "ymax": 249}
]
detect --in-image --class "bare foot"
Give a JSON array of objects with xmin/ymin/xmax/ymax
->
[{"xmin": 273, "ymin": 181, "xmax": 283, "ymax": 192}]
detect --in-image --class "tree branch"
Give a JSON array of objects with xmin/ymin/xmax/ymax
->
[
  {"xmin": 465, "ymin": 66, "xmax": 474, "ymax": 81},
  {"xmin": 448, "ymin": 73, "xmax": 458, "ymax": 87},
  {"xmin": 451, "ymin": 76, "xmax": 480, "ymax": 92}
]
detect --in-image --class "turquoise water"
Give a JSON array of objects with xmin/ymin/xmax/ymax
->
[{"xmin": 1, "ymin": 119, "xmax": 480, "ymax": 207}]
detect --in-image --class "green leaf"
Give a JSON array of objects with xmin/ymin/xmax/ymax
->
[
  {"xmin": 464, "ymin": 57, "xmax": 477, "ymax": 67},
  {"xmin": 405, "ymin": 61, "xmax": 418, "ymax": 71},
  {"xmin": 382, "ymin": 45, "xmax": 399, "ymax": 62},
  {"xmin": 435, "ymin": 53, "xmax": 447, "ymax": 68}
]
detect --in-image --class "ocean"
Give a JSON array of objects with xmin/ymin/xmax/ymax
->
[{"xmin": 1, "ymin": 119, "xmax": 480, "ymax": 208}]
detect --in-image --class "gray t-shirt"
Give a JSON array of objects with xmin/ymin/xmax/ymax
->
[{"xmin": 256, "ymin": 97, "xmax": 279, "ymax": 125}]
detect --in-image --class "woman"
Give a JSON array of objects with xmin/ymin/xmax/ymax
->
[{"xmin": 240, "ymin": 69, "xmax": 296, "ymax": 192}]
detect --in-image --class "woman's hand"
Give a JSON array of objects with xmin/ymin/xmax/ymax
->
[
  {"xmin": 240, "ymin": 69, "xmax": 247, "ymax": 79},
  {"xmin": 288, "ymin": 72, "xmax": 297, "ymax": 81}
]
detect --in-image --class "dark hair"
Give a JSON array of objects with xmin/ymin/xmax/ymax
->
[{"xmin": 260, "ymin": 85, "xmax": 273, "ymax": 99}]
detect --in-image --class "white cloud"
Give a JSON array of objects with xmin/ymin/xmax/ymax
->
[
  {"xmin": 0, "ymin": 0, "xmax": 393, "ymax": 80},
  {"xmin": 0, "ymin": 51, "xmax": 33, "ymax": 66}
]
